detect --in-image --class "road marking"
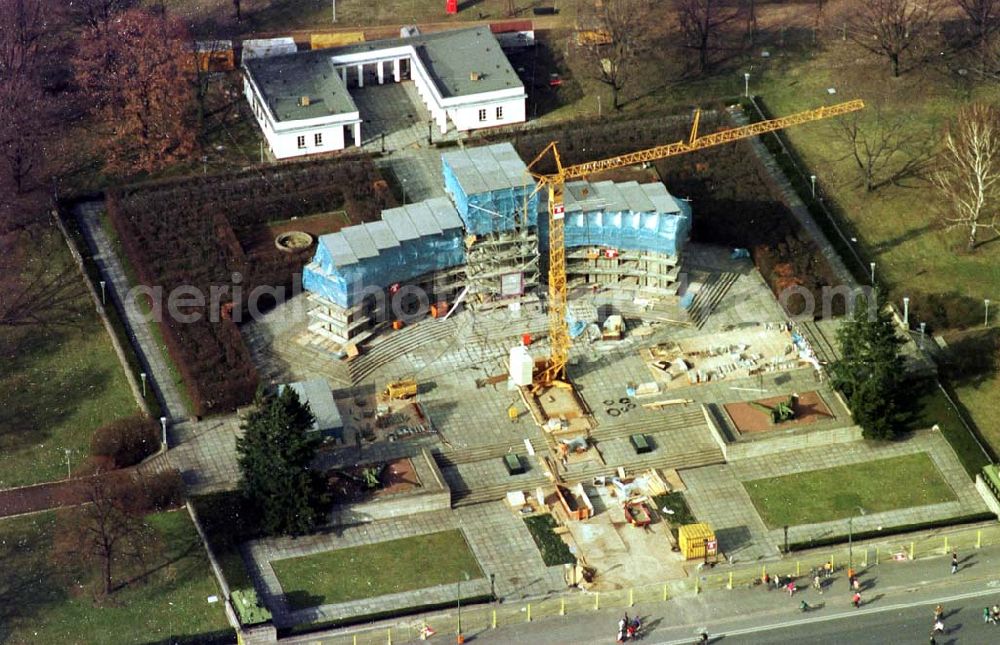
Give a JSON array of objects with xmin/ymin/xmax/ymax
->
[{"xmin": 654, "ymin": 586, "xmax": 1000, "ymax": 644}]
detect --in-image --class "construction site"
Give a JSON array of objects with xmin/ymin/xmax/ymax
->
[{"xmin": 236, "ymin": 99, "xmax": 989, "ymax": 628}]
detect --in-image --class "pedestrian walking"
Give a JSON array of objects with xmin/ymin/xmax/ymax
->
[
  {"xmin": 852, "ymin": 577, "xmax": 860, "ymax": 592},
  {"xmin": 934, "ymin": 605, "xmax": 944, "ymax": 621},
  {"xmin": 813, "ymin": 574, "xmax": 822, "ymax": 593},
  {"xmin": 618, "ymin": 618, "xmax": 627, "ymax": 643},
  {"xmin": 991, "ymin": 604, "xmax": 1000, "ymax": 623},
  {"xmin": 823, "ymin": 561, "xmax": 833, "ymax": 578},
  {"xmin": 933, "ymin": 618, "xmax": 945, "ymax": 634},
  {"xmin": 786, "ymin": 581, "xmax": 796, "ymax": 596},
  {"xmin": 951, "ymin": 552, "xmax": 958, "ymax": 575},
  {"xmin": 852, "ymin": 592, "xmax": 862, "ymax": 608},
  {"xmin": 985, "ymin": 607, "xmax": 991, "ymax": 624}
]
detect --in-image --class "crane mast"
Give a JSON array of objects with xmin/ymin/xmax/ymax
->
[{"xmin": 527, "ymin": 99, "xmax": 864, "ymax": 387}]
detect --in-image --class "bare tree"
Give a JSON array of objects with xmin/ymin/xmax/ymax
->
[
  {"xmin": 744, "ymin": 0, "xmax": 758, "ymax": 46},
  {"xmin": 848, "ymin": 0, "xmax": 943, "ymax": 77},
  {"xmin": 956, "ymin": 0, "xmax": 1000, "ymax": 68},
  {"xmin": 54, "ymin": 474, "xmax": 156, "ymax": 596},
  {"xmin": 232, "ymin": 0, "xmax": 241, "ymax": 22},
  {"xmin": 581, "ymin": 0, "xmax": 653, "ymax": 110},
  {"xmin": 676, "ymin": 0, "xmax": 741, "ymax": 75},
  {"xmin": 932, "ymin": 103, "xmax": 1000, "ymax": 249},
  {"xmin": 831, "ymin": 104, "xmax": 925, "ymax": 192}
]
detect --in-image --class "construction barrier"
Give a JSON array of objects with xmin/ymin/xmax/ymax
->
[
  {"xmin": 294, "ymin": 523, "xmax": 1000, "ymax": 645},
  {"xmin": 310, "ymin": 32, "xmax": 365, "ymax": 50}
]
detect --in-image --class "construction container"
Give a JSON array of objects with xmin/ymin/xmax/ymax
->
[
  {"xmin": 391, "ymin": 320, "xmax": 404, "ymax": 330},
  {"xmin": 382, "ymin": 379, "xmax": 417, "ymax": 400},
  {"xmin": 678, "ymin": 523, "xmax": 716, "ymax": 560},
  {"xmin": 509, "ymin": 345, "xmax": 533, "ymax": 387}
]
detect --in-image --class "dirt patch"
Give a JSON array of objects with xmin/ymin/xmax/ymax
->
[
  {"xmin": 724, "ymin": 390, "xmax": 833, "ymax": 434},
  {"xmin": 325, "ymin": 457, "xmax": 421, "ymax": 502}
]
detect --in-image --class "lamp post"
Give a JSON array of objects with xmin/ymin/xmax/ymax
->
[
  {"xmin": 869, "ymin": 262, "xmax": 876, "ymax": 285},
  {"xmin": 456, "ymin": 570, "xmax": 470, "ymax": 644},
  {"xmin": 986, "ymin": 299, "xmax": 991, "ymax": 327},
  {"xmin": 744, "ymin": 72, "xmax": 750, "ymax": 98},
  {"xmin": 920, "ymin": 322, "xmax": 927, "ymax": 348},
  {"xmin": 99, "ymin": 280, "xmax": 106, "ymax": 305},
  {"xmin": 810, "ymin": 174, "xmax": 816, "ymax": 198},
  {"xmin": 140, "ymin": 372, "xmax": 147, "ymax": 398},
  {"xmin": 401, "ymin": 178, "xmax": 408, "ymax": 205},
  {"xmin": 64, "ymin": 448, "xmax": 72, "ymax": 479},
  {"xmin": 331, "ymin": 0, "xmax": 336, "ymax": 22},
  {"xmin": 848, "ymin": 507, "xmax": 866, "ymax": 578},
  {"xmin": 160, "ymin": 416, "xmax": 168, "ymax": 449},
  {"xmin": 902, "ymin": 296, "xmax": 909, "ymax": 327}
]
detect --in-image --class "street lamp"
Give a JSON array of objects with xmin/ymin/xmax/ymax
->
[
  {"xmin": 160, "ymin": 416, "xmax": 168, "ymax": 449},
  {"xmin": 986, "ymin": 299, "xmax": 991, "ymax": 327},
  {"xmin": 140, "ymin": 372, "xmax": 147, "ymax": 398},
  {"xmin": 744, "ymin": 72, "xmax": 750, "ymax": 98},
  {"xmin": 331, "ymin": 0, "xmax": 337, "ymax": 22},
  {"xmin": 456, "ymin": 570, "xmax": 470, "ymax": 644},
  {"xmin": 920, "ymin": 322, "xmax": 927, "ymax": 348},
  {"xmin": 64, "ymin": 448, "xmax": 72, "ymax": 479},
  {"xmin": 869, "ymin": 262, "xmax": 876, "ymax": 285},
  {"xmin": 810, "ymin": 174, "xmax": 816, "ymax": 198},
  {"xmin": 99, "ymin": 280, "xmax": 106, "ymax": 305},
  {"xmin": 848, "ymin": 507, "xmax": 866, "ymax": 577},
  {"xmin": 902, "ymin": 296, "xmax": 910, "ymax": 327},
  {"xmin": 401, "ymin": 178, "xmax": 408, "ymax": 205}
]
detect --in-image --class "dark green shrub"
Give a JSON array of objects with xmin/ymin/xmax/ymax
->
[{"xmin": 524, "ymin": 514, "xmax": 576, "ymax": 566}]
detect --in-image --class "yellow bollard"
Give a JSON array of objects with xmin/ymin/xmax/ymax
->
[
  {"xmin": 831, "ymin": 556, "xmax": 835, "ymax": 571},
  {"xmin": 977, "ymin": 529, "xmax": 982, "ymax": 549},
  {"xmin": 910, "ymin": 542, "xmax": 915, "ymax": 560},
  {"xmin": 595, "ymin": 592, "xmax": 600, "ymax": 611},
  {"xmin": 944, "ymin": 536, "xmax": 949, "ymax": 554},
  {"xmin": 354, "ymin": 636, "xmax": 357, "ymax": 645},
  {"xmin": 663, "ymin": 583, "xmax": 669, "ymax": 600},
  {"xmin": 728, "ymin": 572, "xmax": 733, "ymax": 590},
  {"xmin": 796, "ymin": 561, "xmax": 801, "ymax": 576},
  {"xmin": 875, "ymin": 547, "xmax": 879, "ymax": 566},
  {"xmin": 560, "ymin": 598, "xmax": 565, "ymax": 616},
  {"xmin": 492, "ymin": 608, "xmax": 497, "ymax": 629},
  {"xmin": 527, "ymin": 604, "xmax": 531, "ymax": 622},
  {"xmin": 387, "ymin": 628, "xmax": 392, "ymax": 645},
  {"xmin": 629, "ymin": 588, "xmax": 634, "ymax": 607}
]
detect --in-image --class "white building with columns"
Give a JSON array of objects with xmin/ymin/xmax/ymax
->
[{"xmin": 242, "ymin": 27, "xmax": 527, "ymax": 160}]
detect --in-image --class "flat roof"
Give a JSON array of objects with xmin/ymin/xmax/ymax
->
[
  {"xmin": 245, "ymin": 51, "xmax": 357, "ymax": 122},
  {"xmin": 280, "ymin": 379, "xmax": 343, "ymax": 432},
  {"xmin": 563, "ymin": 180, "xmax": 684, "ymax": 215},
  {"xmin": 330, "ymin": 27, "xmax": 522, "ymax": 99},
  {"xmin": 318, "ymin": 197, "xmax": 463, "ymax": 268},
  {"xmin": 442, "ymin": 142, "xmax": 530, "ymax": 195}
]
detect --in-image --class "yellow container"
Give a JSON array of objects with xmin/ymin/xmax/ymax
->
[
  {"xmin": 310, "ymin": 32, "xmax": 366, "ymax": 50},
  {"xmin": 678, "ymin": 523, "xmax": 716, "ymax": 560}
]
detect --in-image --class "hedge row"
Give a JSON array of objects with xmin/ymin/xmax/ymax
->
[{"xmin": 107, "ymin": 154, "xmax": 391, "ymax": 415}]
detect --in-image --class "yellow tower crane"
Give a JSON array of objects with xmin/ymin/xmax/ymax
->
[{"xmin": 526, "ymin": 99, "xmax": 864, "ymax": 387}]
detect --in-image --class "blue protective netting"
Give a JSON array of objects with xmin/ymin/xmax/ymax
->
[
  {"xmin": 303, "ymin": 230, "xmax": 465, "ymax": 308},
  {"xmin": 442, "ymin": 158, "xmax": 539, "ymax": 236}
]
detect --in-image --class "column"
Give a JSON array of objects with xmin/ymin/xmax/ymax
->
[
  {"xmin": 393, "ymin": 58, "xmax": 401, "ymax": 82},
  {"xmin": 339, "ymin": 66, "xmax": 346, "ymax": 82},
  {"xmin": 357, "ymin": 63, "xmax": 364, "ymax": 88},
  {"xmin": 377, "ymin": 60, "xmax": 384, "ymax": 85},
  {"xmin": 353, "ymin": 122, "xmax": 361, "ymax": 147},
  {"xmin": 438, "ymin": 112, "xmax": 448, "ymax": 134}
]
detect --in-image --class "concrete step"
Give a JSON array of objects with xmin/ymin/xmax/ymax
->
[
  {"xmin": 432, "ymin": 439, "xmax": 541, "ymax": 467},
  {"xmin": 687, "ymin": 271, "xmax": 740, "ymax": 329}
]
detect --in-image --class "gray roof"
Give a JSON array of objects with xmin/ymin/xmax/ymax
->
[
  {"xmin": 318, "ymin": 197, "xmax": 463, "ymax": 268},
  {"xmin": 563, "ymin": 180, "xmax": 683, "ymax": 215},
  {"xmin": 330, "ymin": 27, "xmax": 521, "ymax": 99},
  {"xmin": 279, "ymin": 379, "xmax": 343, "ymax": 432},
  {"xmin": 245, "ymin": 51, "xmax": 357, "ymax": 122},
  {"xmin": 442, "ymin": 142, "xmax": 531, "ymax": 194}
]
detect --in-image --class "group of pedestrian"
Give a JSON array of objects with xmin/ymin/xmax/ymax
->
[
  {"xmin": 983, "ymin": 604, "xmax": 1000, "ymax": 624},
  {"xmin": 616, "ymin": 613, "xmax": 642, "ymax": 642}
]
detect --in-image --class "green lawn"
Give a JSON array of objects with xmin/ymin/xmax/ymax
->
[
  {"xmin": 954, "ymin": 376, "xmax": 1000, "ymax": 461},
  {"xmin": 0, "ymin": 228, "xmax": 138, "ymax": 488},
  {"xmin": 0, "ymin": 509, "xmax": 231, "ymax": 644},
  {"xmin": 272, "ymin": 529, "xmax": 483, "ymax": 609},
  {"xmin": 903, "ymin": 381, "xmax": 992, "ymax": 477},
  {"xmin": 743, "ymin": 453, "xmax": 958, "ymax": 528}
]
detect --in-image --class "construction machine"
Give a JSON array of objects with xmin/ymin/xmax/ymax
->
[
  {"xmin": 380, "ymin": 378, "xmax": 417, "ymax": 401},
  {"xmin": 525, "ymin": 99, "xmax": 864, "ymax": 389},
  {"xmin": 749, "ymin": 393, "xmax": 799, "ymax": 424}
]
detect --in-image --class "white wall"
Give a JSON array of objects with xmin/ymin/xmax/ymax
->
[{"xmin": 448, "ymin": 96, "xmax": 526, "ymax": 132}]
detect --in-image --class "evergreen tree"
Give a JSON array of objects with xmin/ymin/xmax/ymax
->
[
  {"xmin": 236, "ymin": 388, "xmax": 326, "ymax": 536},
  {"xmin": 831, "ymin": 289, "xmax": 906, "ymax": 440}
]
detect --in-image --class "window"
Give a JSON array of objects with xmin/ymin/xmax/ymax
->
[
  {"xmin": 478, "ymin": 109, "xmax": 487, "ymax": 122},
  {"xmin": 296, "ymin": 135, "xmax": 306, "ymax": 149},
  {"xmin": 496, "ymin": 106, "xmax": 504, "ymax": 120},
  {"xmin": 314, "ymin": 132, "xmax": 323, "ymax": 146}
]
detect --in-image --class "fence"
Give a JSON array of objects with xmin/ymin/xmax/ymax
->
[{"xmin": 289, "ymin": 522, "xmax": 1000, "ymax": 644}]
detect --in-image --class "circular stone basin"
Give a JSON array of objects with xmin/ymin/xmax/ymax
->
[{"xmin": 275, "ymin": 231, "xmax": 313, "ymax": 252}]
